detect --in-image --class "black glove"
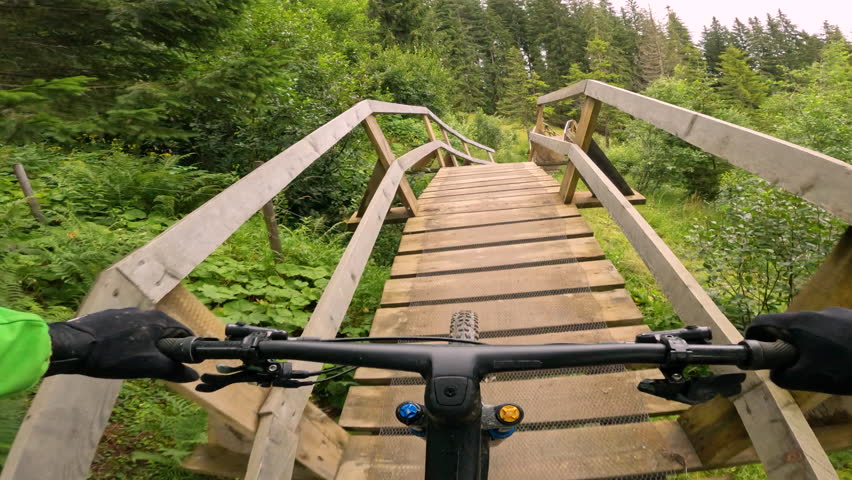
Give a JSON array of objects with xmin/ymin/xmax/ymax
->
[
  {"xmin": 46, "ymin": 308, "xmax": 199, "ymax": 383},
  {"xmin": 745, "ymin": 307, "xmax": 852, "ymax": 395}
]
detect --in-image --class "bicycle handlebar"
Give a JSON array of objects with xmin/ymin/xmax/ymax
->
[{"xmin": 158, "ymin": 336, "xmax": 797, "ymax": 375}]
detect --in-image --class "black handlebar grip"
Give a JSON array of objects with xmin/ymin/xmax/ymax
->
[
  {"xmin": 741, "ymin": 339, "xmax": 798, "ymax": 370},
  {"xmin": 157, "ymin": 337, "xmax": 200, "ymax": 364}
]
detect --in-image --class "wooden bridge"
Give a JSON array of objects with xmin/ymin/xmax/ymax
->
[{"xmin": 4, "ymin": 81, "xmax": 851, "ymax": 480}]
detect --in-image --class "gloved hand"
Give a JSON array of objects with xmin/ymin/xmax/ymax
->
[
  {"xmin": 745, "ymin": 307, "xmax": 852, "ymax": 395},
  {"xmin": 46, "ymin": 308, "xmax": 199, "ymax": 383}
]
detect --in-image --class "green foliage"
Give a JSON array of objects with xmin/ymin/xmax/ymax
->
[
  {"xmin": 718, "ymin": 46, "xmax": 768, "ymax": 108},
  {"xmin": 495, "ymin": 47, "xmax": 545, "ymax": 122},
  {"xmin": 760, "ymin": 42, "xmax": 852, "ymax": 162},
  {"xmin": 364, "ymin": 47, "xmax": 452, "ymax": 114},
  {"xmin": 689, "ymin": 171, "xmax": 845, "ymax": 329},
  {"xmin": 91, "ymin": 380, "xmax": 210, "ymax": 480},
  {"xmin": 614, "ymin": 76, "xmax": 730, "ymax": 199}
]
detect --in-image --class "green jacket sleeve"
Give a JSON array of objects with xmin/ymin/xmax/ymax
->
[{"xmin": 0, "ymin": 308, "xmax": 51, "ymax": 397}]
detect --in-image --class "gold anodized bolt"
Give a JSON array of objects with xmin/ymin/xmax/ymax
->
[{"xmin": 498, "ymin": 404, "xmax": 521, "ymax": 423}]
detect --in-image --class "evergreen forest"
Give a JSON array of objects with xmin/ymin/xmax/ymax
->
[{"xmin": 1, "ymin": 0, "xmax": 850, "ymax": 478}]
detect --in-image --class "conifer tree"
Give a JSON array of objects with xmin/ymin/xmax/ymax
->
[
  {"xmin": 701, "ymin": 17, "xmax": 731, "ymax": 75},
  {"xmin": 368, "ymin": 0, "xmax": 428, "ymax": 44},
  {"xmin": 664, "ymin": 8, "xmax": 698, "ymax": 69},
  {"xmin": 496, "ymin": 47, "xmax": 541, "ymax": 122},
  {"xmin": 636, "ymin": 12, "xmax": 667, "ymax": 85},
  {"xmin": 717, "ymin": 46, "xmax": 767, "ymax": 108}
]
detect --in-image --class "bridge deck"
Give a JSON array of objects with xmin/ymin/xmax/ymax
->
[{"xmin": 335, "ymin": 162, "xmax": 698, "ymax": 479}]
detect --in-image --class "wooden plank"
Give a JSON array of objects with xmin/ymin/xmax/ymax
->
[
  {"xmin": 775, "ymin": 228, "xmax": 852, "ymax": 425},
  {"xmin": 1, "ymin": 269, "xmax": 151, "ymax": 480},
  {"xmin": 530, "ymin": 132, "xmax": 837, "ymax": 480},
  {"xmin": 418, "ymin": 179, "xmax": 556, "ymax": 199},
  {"xmin": 581, "ymin": 80, "xmax": 852, "ymax": 224},
  {"xmin": 422, "ymin": 175, "xmax": 555, "ymax": 195},
  {"xmin": 536, "ymin": 79, "xmax": 587, "ymax": 105},
  {"xmin": 113, "ymin": 100, "xmax": 375, "ymax": 303},
  {"xmin": 528, "ymin": 105, "xmax": 545, "ymax": 162},
  {"xmin": 560, "ymin": 96, "xmax": 600, "ymax": 203},
  {"xmin": 345, "ymin": 206, "xmax": 410, "ymax": 231},
  {"xmin": 183, "ymin": 403, "xmax": 347, "ymax": 480},
  {"xmin": 380, "ymin": 259, "xmax": 624, "ymax": 307},
  {"xmin": 341, "ymin": 368, "xmax": 682, "ymax": 432},
  {"xmin": 422, "ymin": 115, "xmax": 447, "ymax": 167},
  {"xmin": 391, "ymin": 237, "xmax": 604, "ymax": 278},
  {"xmin": 427, "ymin": 171, "xmax": 550, "ymax": 188},
  {"xmin": 362, "ymin": 115, "xmax": 419, "ymax": 216},
  {"xmin": 573, "ymin": 190, "xmax": 646, "ymax": 208},
  {"xmin": 369, "ymin": 288, "xmax": 642, "ymax": 337},
  {"xmin": 417, "ymin": 186, "xmax": 560, "ymax": 205},
  {"xmin": 12, "ymin": 163, "xmax": 47, "ymax": 224},
  {"xmin": 246, "ymin": 142, "xmax": 444, "ymax": 480},
  {"xmin": 399, "ymin": 216, "xmax": 592, "ymax": 253},
  {"xmin": 404, "ymin": 204, "xmax": 580, "ymax": 233},
  {"xmin": 416, "ymin": 193, "xmax": 564, "ymax": 216},
  {"xmin": 356, "ymin": 321, "xmax": 648, "ymax": 384},
  {"xmin": 435, "ymin": 162, "xmax": 537, "ymax": 177},
  {"xmin": 111, "ymin": 101, "xmax": 486, "ymax": 303},
  {"xmin": 363, "ymin": 100, "xmax": 494, "ymax": 153},
  {"xmin": 439, "ymin": 128, "xmax": 459, "ymax": 166},
  {"xmin": 335, "ymin": 420, "xmax": 699, "ymax": 480}
]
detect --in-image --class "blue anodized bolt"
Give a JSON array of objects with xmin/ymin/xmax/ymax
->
[{"xmin": 397, "ymin": 402, "xmax": 422, "ymax": 421}]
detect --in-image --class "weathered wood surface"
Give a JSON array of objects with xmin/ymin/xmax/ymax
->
[
  {"xmin": 345, "ymin": 206, "xmax": 409, "ymax": 231},
  {"xmin": 530, "ymin": 132, "xmax": 837, "ymax": 480},
  {"xmin": 361, "ymin": 115, "xmax": 419, "ymax": 216},
  {"xmin": 560, "ymin": 96, "xmax": 600, "ymax": 203},
  {"xmin": 183, "ymin": 403, "xmax": 347, "ymax": 480},
  {"xmin": 12, "ymin": 163, "xmax": 47, "ymax": 224},
  {"xmin": 398, "ymin": 216, "xmax": 593, "ymax": 253},
  {"xmin": 415, "ymin": 192, "xmax": 565, "ymax": 216},
  {"xmin": 417, "ymin": 186, "xmax": 560, "ymax": 205},
  {"xmin": 422, "ymin": 174, "xmax": 555, "ymax": 194},
  {"xmin": 538, "ymin": 80, "xmax": 852, "ymax": 224},
  {"xmin": 381, "ymin": 259, "xmax": 625, "ymax": 307},
  {"xmin": 434, "ymin": 161, "xmax": 535, "ymax": 176},
  {"xmin": 390, "ymin": 237, "xmax": 604, "ymax": 277},
  {"xmin": 403, "ymin": 204, "xmax": 580, "ymax": 233},
  {"xmin": 573, "ymin": 190, "xmax": 646, "ymax": 208},
  {"xmin": 335, "ymin": 420, "xmax": 699, "ymax": 480},
  {"xmin": 369, "ymin": 288, "xmax": 642, "ymax": 337},
  {"xmin": 109, "ymin": 101, "xmax": 489, "ymax": 304},
  {"xmin": 341, "ymin": 368, "xmax": 681, "ymax": 431},
  {"xmin": 0, "ymin": 269, "xmax": 150, "ymax": 480},
  {"xmin": 417, "ymin": 179, "xmax": 556, "ymax": 199},
  {"xmin": 440, "ymin": 127, "xmax": 459, "ymax": 166},
  {"xmin": 421, "ymin": 115, "xmax": 446, "ymax": 167},
  {"xmin": 246, "ymin": 141, "xmax": 448, "ymax": 480},
  {"xmin": 427, "ymin": 171, "xmax": 551, "ymax": 188},
  {"xmin": 356, "ymin": 321, "xmax": 647, "ymax": 383},
  {"xmin": 536, "ymin": 79, "xmax": 588, "ymax": 105}
]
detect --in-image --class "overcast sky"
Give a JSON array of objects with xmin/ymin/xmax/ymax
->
[{"xmin": 609, "ymin": 0, "xmax": 852, "ymax": 40}]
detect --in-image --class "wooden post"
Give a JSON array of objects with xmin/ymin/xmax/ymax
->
[
  {"xmin": 254, "ymin": 161, "xmax": 284, "ymax": 263},
  {"xmin": 13, "ymin": 163, "xmax": 47, "ymax": 224},
  {"xmin": 785, "ymin": 226, "xmax": 852, "ymax": 412},
  {"xmin": 487, "ymin": 151, "xmax": 495, "ymax": 163},
  {"xmin": 528, "ymin": 105, "xmax": 545, "ymax": 162},
  {"xmin": 559, "ymin": 97, "xmax": 601, "ymax": 204},
  {"xmin": 462, "ymin": 142, "xmax": 472, "ymax": 159},
  {"xmin": 681, "ymin": 227, "xmax": 852, "ymax": 466},
  {"xmin": 362, "ymin": 115, "xmax": 419, "ymax": 216},
  {"xmin": 423, "ymin": 115, "xmax": 447, "ymax": 167},
  {"xmin": 440, "ymin": 128, "xmax": 459, "ymax": 166},
  {"xmin": 530, "ymin": 134, "xmax": 838, "ymax": 480}
]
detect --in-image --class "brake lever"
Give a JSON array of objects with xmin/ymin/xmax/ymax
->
[
  {"xmin": 638, "ymin": 373, "xmax": 746, "ymax": 405},
  {"xmin": 195, "ymin": 360, "xmax": 318, "ymax": 392}
]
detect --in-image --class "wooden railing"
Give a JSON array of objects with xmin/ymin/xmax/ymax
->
[
  {"xmin": 1, "ymin": 100, "xmax": 494, "ymax": 480},
  {"xmin": 530, "ymin": 79, "xmax": 852, "ymax": 480}
]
